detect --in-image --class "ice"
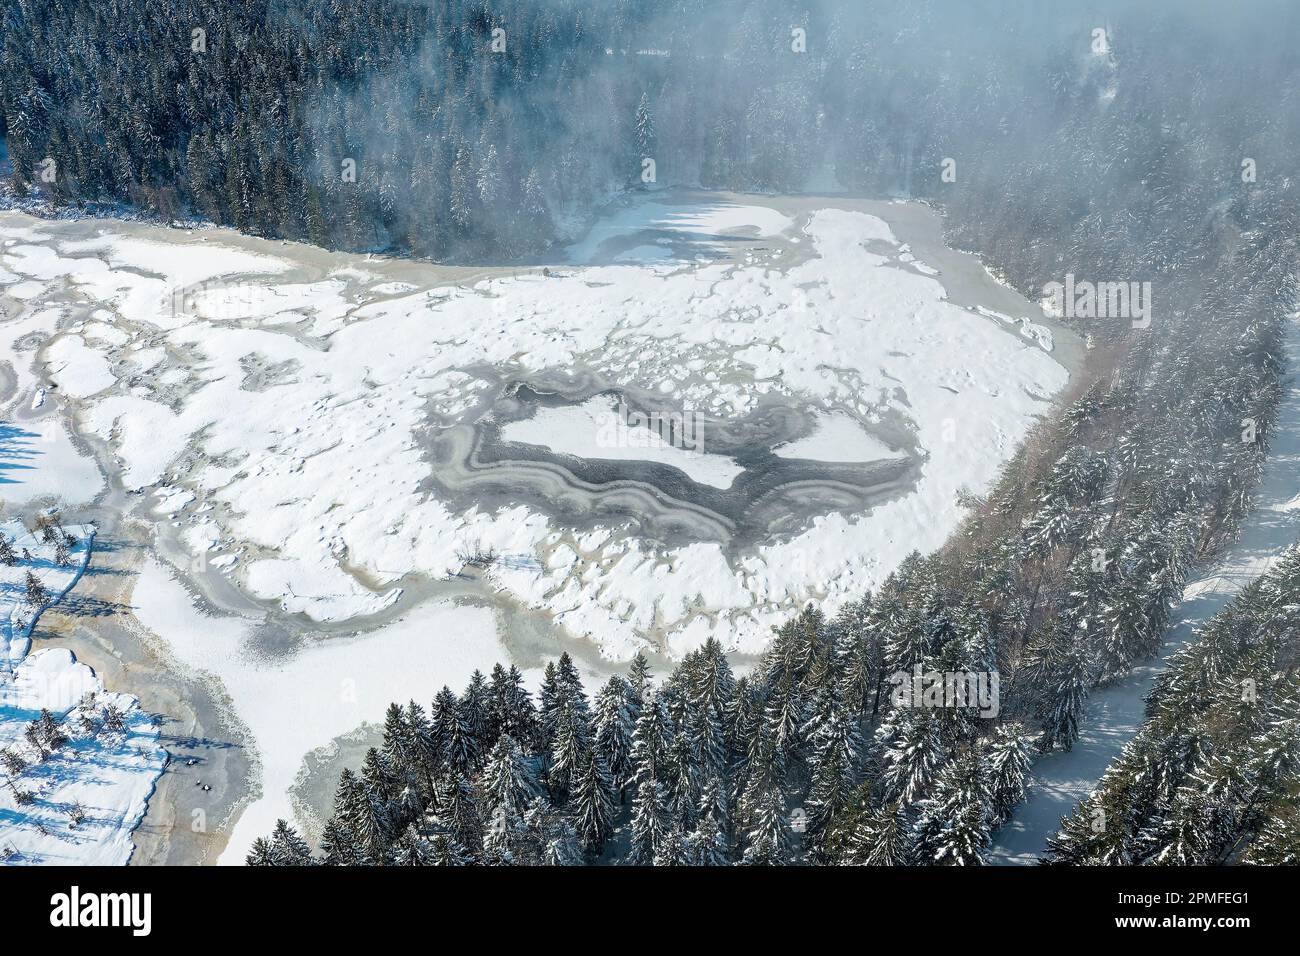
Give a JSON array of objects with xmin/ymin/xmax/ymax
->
[{"xmin": 2, "ymin": 199, "xmax": 1068, "ymax": 662}]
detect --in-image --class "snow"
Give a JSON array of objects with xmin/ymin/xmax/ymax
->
[
  {"xmin": 243, "ymin": 556, "xmax": 403, "ymax": 622},
  {"xmin": 990, "ymin": 313, "xmax": 1300, "ymax": 864},
  {"xmin": 500, "ymin": 394, "xmax": 744, "ymax": 489},
  {"xmin": 0, "ymin": 298, "xmax": 106, "ymax": 508},
  {"xmin": 128, "ymin": 556, "xmax": 510, "ymax": 865},
  {"xmin": 0, "ymin": 518, "xmax": 162, "ymax": 867},
  {"xmin": 773, "ymin": 411, "xmax": 903, "ymax": 463},
  {"xmin": 0, "ymin": 418, "xmax": 104, "ymax": 509},
  {"xmin": 44, "ymin": 335, "xmax": 116, "ymax": 398},
  {"xmin": 976, "ymin": 305, "xmax": 1055, "ymax": 352},
  {"xmin": 2, "ymin": 198, "xmax": 1068, "ymax": 662},
  {"xmin": 0, "ymin": 649, "xmax": 165, "ymax": 866},
  {"xmin": 0, "ymin": 520, "xmax": 95, "ymax": 667}
]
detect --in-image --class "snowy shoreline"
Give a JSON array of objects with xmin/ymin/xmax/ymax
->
[{"xmin": 0, "ymin": 521, "xmax": 166, "ymax": 865}]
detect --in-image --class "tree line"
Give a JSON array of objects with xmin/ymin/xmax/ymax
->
[{"xmin": 1047, "ymin": 549, "xmax": 1300, "ymax": 865}]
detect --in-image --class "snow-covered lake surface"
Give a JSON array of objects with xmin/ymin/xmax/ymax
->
[
  {"xmin": 499, "ymin": 394, "xmax": 746, "ymax": 490},
  {"xmin": 773, "ymin": 411, "xmax": 904, "ymax": 463},
  {"xmin": 990, "ymin": 313, "xmax": 1300, "ymax": 864},
  {"xmin": 0, "ymin": 190, "xmax": 1078, "ymax": 863}
]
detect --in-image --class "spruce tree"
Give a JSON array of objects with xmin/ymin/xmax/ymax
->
[
  {"xmin": 627, "ymin": 778, "xmax": 669, "ymax": 865},
  {"xmin": 842, "ymin": 800, "xmax": 911, "ymax": 866},
  {"xmin": 572, "ymin": 749, "xmax": 616, "ymax": 855},
  {"xmin": 594, "ymin": 675, "xmax": 636, "ymax": 799},
  {"xmin": 268, "ymin": 819, "xmax": 313, "ymax": 865},
  {"xmin": 741, "ymin": 787, "xmax": 792, "ymax": 866}
]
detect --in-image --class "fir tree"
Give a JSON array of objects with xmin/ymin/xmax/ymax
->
[
  {"xmin": 627, "ymin": 778, "xmax": 669, "ymax": 865},
  {"xmin": 246, "ymin": 838, "xmax": 276, "ymax": 866},
  {"xmin": 842, "ymin": 800, "xmax": 911, "ymax": 866},
  {"xmin": 593, "ymin": 675, "xmax": 636, "ymax": 799},
  {"xmin": 741, "ymin": 787, "xmax": 792, "ymax": 866},
  {"xmin": 984, "ymin": 722, "xmax": 1036, "ymax": 825},
  {"xmin": 24, "ymin": 571, "xmax": 47, "ymax": 608},
  {"xmin": 572, "ymin": 749, "xmax": 616, "ymax": 855},
  {"xmin": 267, "ymin": 819, "xmax": 313, "ymax": 865}
]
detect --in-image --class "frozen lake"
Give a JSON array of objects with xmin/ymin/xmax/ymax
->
[{"xmin": 0, "ymin": 189, "xmax": 1079, "ymax": 862}]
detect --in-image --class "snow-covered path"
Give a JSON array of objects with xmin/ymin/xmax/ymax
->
[{"xmin": 990, "ymin": 315, "xmax": 1300, "ymax": 864}]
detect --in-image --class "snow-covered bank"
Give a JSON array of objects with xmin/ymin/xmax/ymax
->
[
  {"xmin": 1, "ymin": 519, "xmax": 94, "ymax": 666},
  {"xmin": 0, "ymin": 521, "xmax": 164, "ymax": 866},
  {"xmin": 129, "ymin": 557, "xmax": 513, "ymax": 865},
  {"xmin": 0, "ymin": 648, "xmax": 165, "ymax": 865},
  {"xmin": 990, "ymin": 313, "xmax": 1300, "ymax": 864}
]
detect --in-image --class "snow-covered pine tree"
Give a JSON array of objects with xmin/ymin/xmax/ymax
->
[
  {"xmin": 593, "ymin": 674, "xmax": 636, "ymax": 799},
  {"xmin": 267, "ymin": 819, "xmax": 313, "ymax": 865},
  {"xmin": 740, "ymin": 786, "xmax": 792, "ymax": 866},
  {"xmin": 912, "ymin": 749, "xmax": 992, "ymax": 866},
  {"xmin": 24, "ymin": 570, "xmax": 47, "ymax": 608},
  {"xmin": 572, "ymin": 749, "xmax": 616, "ymax": 855},
  {"xmin": 481, "ymin": 733, "xmax": 541, "ymax": 820},
  {"xmin": 626, "ymin": 778, "xmax": 669, "ymax": 865},
  {"xmin": 547, "ymin": 658, "xmax": 592, "ymax": 803},
  {"xmin": 878, "ymin": 709, "xmax": 945, "ymax": 804},
  {"xmin": 390, "ymin": 823, "xmax": 434, "ymax": 866},
  {"xmin": 689, "ymin": 779, "xmax": 732, "ymax": 865},
  {"xmin": 245, "ymin": 838, "xmax": 275, "ymax": 866},
  {"xmin": 841, "ymin": 799, "xmax": 911, "ymax": 866},
  {"xmin": 1035, "ymin": 628, "xmax": 1093, "ymax": 752},
  {"xmin": 488, "ymin": 663, "xmax": 539, "ymax": 750},
  {"xmin": 983, "ymin": 722, "xmax": 1036, "ymax": 825},
  {"xmin": 629, "ymin": 689, "xmax": 673, "ymax": 789}
]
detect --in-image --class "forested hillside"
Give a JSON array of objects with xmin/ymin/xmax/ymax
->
[
  {"xmin": 5, "ymin": 0, "xmax": 1300, "ymax": 277},
  {"xmin": 1047, "ymin": 550, "xmax": 1300, "ymax": 865}
]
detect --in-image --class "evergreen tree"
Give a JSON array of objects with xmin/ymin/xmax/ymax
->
[
  {"xmin": 741, "ymin": 787, "xmax": 792, "ymax": 866},
  {"xmin": 24, "ymin": 571, "xmax": 47, "ymax": 607},
  {"xmin": 245, "ymin": 838, "xmax": 275, "ymax": 866},
  {"xmin": 572, "ymin": 749, "xmax": 616, "ymax": 855},
  {"xmin": 879, "ymin": 710, "xmax": 944, "ymax": 804},
  {"xmin": 842, "ymin": 800, "xmax": 911, "ymax": 866},
  {"xmin": 984, "ymin": 722, "xmax": 1036, "ymax": 825},
  {"xmin": 594, "ymin": 675, "xmax": 637, "ymax": 799},
  {"xmin": 267, "ymin": 819, "xmax": 313, "ymax": 865},
  {"xmin": 627, "ymin": 778, "xmax": 669, "ymax": 865}
]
